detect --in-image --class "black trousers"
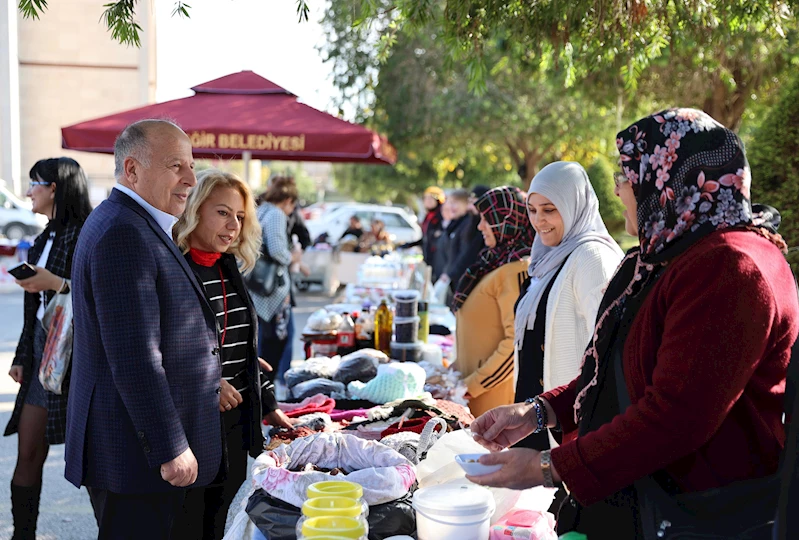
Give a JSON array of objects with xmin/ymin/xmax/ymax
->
[
  {"xmin": 258, "ymin": 315, "xmax": 287, "ymax": 382},
  {"xmin": 177, "ymin": 406, "xmax": 249, "ymax": 540},
  {"xmin": 87, "ymin": 486, "xmax": 186, "ymax": 540}
]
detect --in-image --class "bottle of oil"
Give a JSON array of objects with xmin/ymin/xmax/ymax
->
[{"xmin": 374, "ymin": 299, "xmax": 393, "ymax": 354}]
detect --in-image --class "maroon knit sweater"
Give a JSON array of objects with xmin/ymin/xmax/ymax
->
[{"xmin": 542, "ymin": 229, "xmax": 799, "ymax": 506}]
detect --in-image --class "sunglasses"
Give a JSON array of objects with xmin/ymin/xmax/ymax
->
[{"xmin": 613, "ymin": 172, "xmax": 629, "ymax": 187}]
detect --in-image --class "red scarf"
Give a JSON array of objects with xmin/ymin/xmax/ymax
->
[{"xmin": 189, "ymin": 248, "xmax": 222, "ymax": 267}]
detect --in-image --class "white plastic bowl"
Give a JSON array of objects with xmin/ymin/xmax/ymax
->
[{"xmin": 455, "ymin": 453, "xmax": 502, "ymax": 476}]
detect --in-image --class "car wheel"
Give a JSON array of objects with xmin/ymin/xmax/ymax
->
[
  {"xmin": 296, "ymin": 281, "xmax": 310, "ymax": 292},
  {"xmin": 3, "ymin": 223, "xmax": 27, "ymax": 241}
]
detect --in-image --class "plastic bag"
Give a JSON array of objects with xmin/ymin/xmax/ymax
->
[
  {"xmin": 251, "ymin": 432, "xmax": 416, "ymax": 508},
  {"xmin": 39, "ymin": 291, "xmax": 73, "ymax": 394},
  {"xmin": 291, "ymin": 378, "xmax": 346, "ymax": 400},
  {"xmin": 333, "ymin": 352, "xmax": 380, "ymax": 385},
  {"xmin": 306, "ymin": 308, "xmax": 343, "ymax": 332},
  {"xmin": 246, "ymin": 488, "xmax": 416, "ymax": 540},
  {"xmin": 347, "ymin": 362, "xmax": 427, "ymax": 404},
  {"xmin": 284, "ymin": 357, "xmax": 341, "ymax": 389}
]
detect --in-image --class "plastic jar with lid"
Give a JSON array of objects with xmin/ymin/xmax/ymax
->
[
  {"xmin": 297, "ymin": 516, "xmax": 367, "ymax": 539},
  {"xmin": 295, "ymin": 496, "xmax": 369, "ymax": 539},
  {"xmin": 307, "ymin": 481, "xmax": 369, "ymax": 517}
]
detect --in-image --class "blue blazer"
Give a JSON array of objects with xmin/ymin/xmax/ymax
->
[{"xmin": 65, "ymin": 189, "xmax": 223, "ymax": 494}]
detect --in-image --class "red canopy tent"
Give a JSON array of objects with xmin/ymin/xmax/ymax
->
[{"xmin": 61, "ymin": 70, "xmax": 396, "ymax": 166}]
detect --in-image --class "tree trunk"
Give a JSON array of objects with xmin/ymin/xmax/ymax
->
[
  {"xmin": 702, "ymin": 71, "xmax": 750, "ymax": 132},
  {"xmin": 521, "ymin": 154, "xmax": 539, "ymax": 190}
]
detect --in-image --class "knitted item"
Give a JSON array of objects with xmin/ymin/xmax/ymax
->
[
  {"xmin": 347, "ymin": 362, "xmax": 427, "ymax": 405},
  {"xmin": 380, "ymin": 415, "xmax": 439, "ymax": 438},
  {"xmin": 278, "ymin": 395, "xmax": 336, "ymax": 418},
  {"xmin": 329, "ymin": 408, "xmax": 372, "ymax": 422}
]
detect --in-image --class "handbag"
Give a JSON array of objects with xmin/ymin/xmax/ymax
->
[
  {"xmin": 245, "ymin": 242, "xmax": 286, "ymax": 297},
  {"xmin": 39, "ymin": 288, "xmax": 73, "ymax": 395},
  {"xmin": 613, "ymin": 341, "xmax": 788, "ymax": 540}
]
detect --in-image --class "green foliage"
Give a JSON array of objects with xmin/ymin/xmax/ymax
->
[
  {"xmin": 748, "ymin": 73, "xmax": 799, "ymax": 271},
  {"xmin": 586, "ymin": 155, "xmax": 626, "ymax": 237},
  {"xmin": 336, "ymin": 0, "xmax": 798, "ymax": 129}
]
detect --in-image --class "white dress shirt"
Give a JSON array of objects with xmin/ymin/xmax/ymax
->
[{"xmin": 113, "ymin": 184, "xmax": 179, "ymax": 236}]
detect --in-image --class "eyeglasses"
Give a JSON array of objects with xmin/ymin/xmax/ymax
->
[
  {"xmin": 29, "ymin": 181, "xmax": 51, "ymax": 187},
  {"xmin": 613, "ymin": 172, "xmax": 629, "ymax": 187}
]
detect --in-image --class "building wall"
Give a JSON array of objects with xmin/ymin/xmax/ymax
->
[{"xmin": 6, "ymin": 0, "xmax": 155, "ymax": 200}]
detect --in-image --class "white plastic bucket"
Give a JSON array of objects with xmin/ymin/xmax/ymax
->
[{"xmin": 412, "ymin": 483, "xmax": 495, "ymax": 540}]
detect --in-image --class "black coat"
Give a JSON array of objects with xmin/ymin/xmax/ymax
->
[
  {"xmin": 431, "ymin": 215, "xmax": 467, "ymax": 282},
  {"xmin": 446, "ymin": 213, "xmax": 484, "ymax": 291},
  {"xmin": 216, "ymin": 253, "xmax": 279, "ymax": 458},
  {"xmin": 287, "ymin": 207, "xmax": 311, "ymax": 249},
  {"xmin": 5, "ymin": 222, "xmax": 83, "ymax": 445}
]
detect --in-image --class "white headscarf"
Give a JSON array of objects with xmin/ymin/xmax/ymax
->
[{"xmin": 514, "ymin": 161, "xmax": 623, "ymax": 348}]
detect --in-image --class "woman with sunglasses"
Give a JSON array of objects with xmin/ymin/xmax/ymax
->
[{"xmin": 5, "ymin": 158, "xmax": 92, "ymax": 539}]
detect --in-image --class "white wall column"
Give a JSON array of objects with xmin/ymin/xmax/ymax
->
[{"xmin": 0, "ymin": 2, "xmax": 21, "ymax": 194}]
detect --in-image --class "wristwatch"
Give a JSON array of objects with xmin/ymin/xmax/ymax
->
[{"xmin": 540, "ymin": 449, "xmax": 555, "ymax": 488}]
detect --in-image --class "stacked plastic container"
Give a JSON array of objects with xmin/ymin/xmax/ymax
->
[
  {"xmin": 296, "ymin": 481, "xmax": 369, "ymax": 540},
  {"xmin": 390, "ymin": 290, "xmax": 423, "ymax": 362}
]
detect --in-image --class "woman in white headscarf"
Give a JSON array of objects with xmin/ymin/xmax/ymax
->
[{"xmin": 512, "ymin": 161, "xmax": 623, "ymax": 450}]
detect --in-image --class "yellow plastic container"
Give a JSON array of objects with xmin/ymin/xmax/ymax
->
[
  {"xmin": 296, "ymin": 496, "xmax": 369, "ymax": 538},
  {"xmin": 300, "ymin": 516, "xmax": 366, "ymax": 539},
  {"xmin": 302, "ymin": 496, "xmax": 363, "ymax": 518},
  {"xmin": 307, "ymin": 481, "xmax": 364, "ymax": 501}
]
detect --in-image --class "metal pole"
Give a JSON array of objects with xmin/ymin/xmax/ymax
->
[{"xmin": 242, "ymin": 150, "xmax": 251, "ymax": 185}]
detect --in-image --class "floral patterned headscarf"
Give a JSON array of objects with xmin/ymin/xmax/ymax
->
[
  {"xmin": 451, "ymin": 186, "xmax": 534, "ymax": 311},
  {"xmin": 617, "ymin": 108, "xmax": 752, "ymax": 263},
  {"xmin": 574, "ymin": 108, "xmax": 756, "ymax": 424}
]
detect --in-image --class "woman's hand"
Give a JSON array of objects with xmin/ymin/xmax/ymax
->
[
  {"xmin": 8, "ymin": 366, "xmax": 23, "ymax": 384},
  {"xmin": 219, "ymin": 379, "xmax": 243, "ymax": 412},
  {"xmin": 465, "ymin": 448, "xmax": 558, "ymax": 490},
  {"xmin": 265, "ymin": 408, "xmax": 293, "ymax": 429},
  {"xmin": 470, "ymin": 402, "xmax": 536, "ymax": 451},
  {"xmin": 15, "ymin": 267, "xmax": 62, "ymax": 294}
]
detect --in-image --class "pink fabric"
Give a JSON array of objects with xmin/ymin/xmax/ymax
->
[
  {"xmin": 278, "ymin": 394, "xmax": 336, "ymax": 418},
  {"xmin": 329, "ymin": 408, "xmax": 372, "ymax": 421}
]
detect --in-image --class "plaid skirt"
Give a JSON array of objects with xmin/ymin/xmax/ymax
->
[{"xmin": 4, "ymin": 322, "xmax": 70, "ymax": 445}]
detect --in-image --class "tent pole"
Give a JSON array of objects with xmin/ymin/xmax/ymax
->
[{"xmin": 242, "ymin": 151, "xmax": 252, "ymax": 185}]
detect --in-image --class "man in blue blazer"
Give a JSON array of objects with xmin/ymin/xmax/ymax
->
[{"xmin": 66, "ymin": 120, "xmax": 223, "ymax": 538}]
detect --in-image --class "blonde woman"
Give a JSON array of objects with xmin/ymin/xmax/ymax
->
[{"xmin": 172, "ymin": 169, "xmax": 291, "ymax": 540}]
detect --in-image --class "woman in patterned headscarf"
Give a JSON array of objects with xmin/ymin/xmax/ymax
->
[
  {"xmin": 452, "ymin": 186, "xmax": 534, "ymax": 416},
  {"xmin": 467, "ymin": 109, "xmax": 799, "ymax": 539}
]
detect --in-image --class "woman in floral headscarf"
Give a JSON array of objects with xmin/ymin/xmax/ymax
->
[
  {"xmin": 452, "ymin": 186, "xmax": 534, "ymax": 417},
  {"xmin": 467, "ymin": 109, "xmax": 799, "ymax": 539}
]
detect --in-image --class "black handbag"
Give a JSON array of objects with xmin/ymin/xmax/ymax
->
[
  {"xmin": 613, "ymin": 344, "xmax": 785, "ymax": 540},
  {"xmin": 245, "ymin": 243, "xmax": 286, "ymax": 297}
]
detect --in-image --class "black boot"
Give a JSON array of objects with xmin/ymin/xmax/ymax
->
[{"xmin": 10, "ymin": 482, "xmax": 42, "ymax": 540}]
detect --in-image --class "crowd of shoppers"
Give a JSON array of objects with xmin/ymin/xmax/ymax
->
[{"xmin": 5, "ymin": 107, "xmax": 799, "ymax": 539}]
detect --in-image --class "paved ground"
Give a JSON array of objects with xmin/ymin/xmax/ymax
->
[{"xmin": 0, "ymin": 287, "xmax": 332, "ymax": 539}]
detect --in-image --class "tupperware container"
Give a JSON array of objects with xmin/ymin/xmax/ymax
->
[
  {"xmin": 390, "ymin": 341, "xmax": 423, "ymax": 362},
  {"xmin": 393, "ymin": 315, "xmax": 420, "ymax": 343},
  {"xmin": 392, "ymin": 290, "xmax": 420, "ymax": 318},
  {"xmin": 299, "ymin": 516, "xmax": 367, "ymax": 539},
  {"xmin": 413, "ymin": 483, "xmax": 496, "ymax": 540}
]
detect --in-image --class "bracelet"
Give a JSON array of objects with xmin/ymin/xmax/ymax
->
[
  {"xmin": 525, "ymin": 396, "xmax": 547, "ymax": 433},
  {"xmin": 540, "ymin": 450, "xmax": 555, "ymax": 488}
]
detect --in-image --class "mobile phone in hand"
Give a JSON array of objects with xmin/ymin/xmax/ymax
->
[{"xmin": 9, "ymin": 262, "xmax": 37, "ymax": 280}]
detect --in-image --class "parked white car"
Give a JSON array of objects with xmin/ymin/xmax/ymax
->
[
  {"xmin": 0, "ymin": 184, "xmax": 47, "ymax": 240},
  {"xmin": 306, "ymin": 203, "xmax": 422, "ymax": 245}
]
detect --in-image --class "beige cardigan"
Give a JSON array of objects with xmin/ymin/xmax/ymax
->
[{"xmin": 455, "ymin": 258, "xmax": 529, "ymax": 417}]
